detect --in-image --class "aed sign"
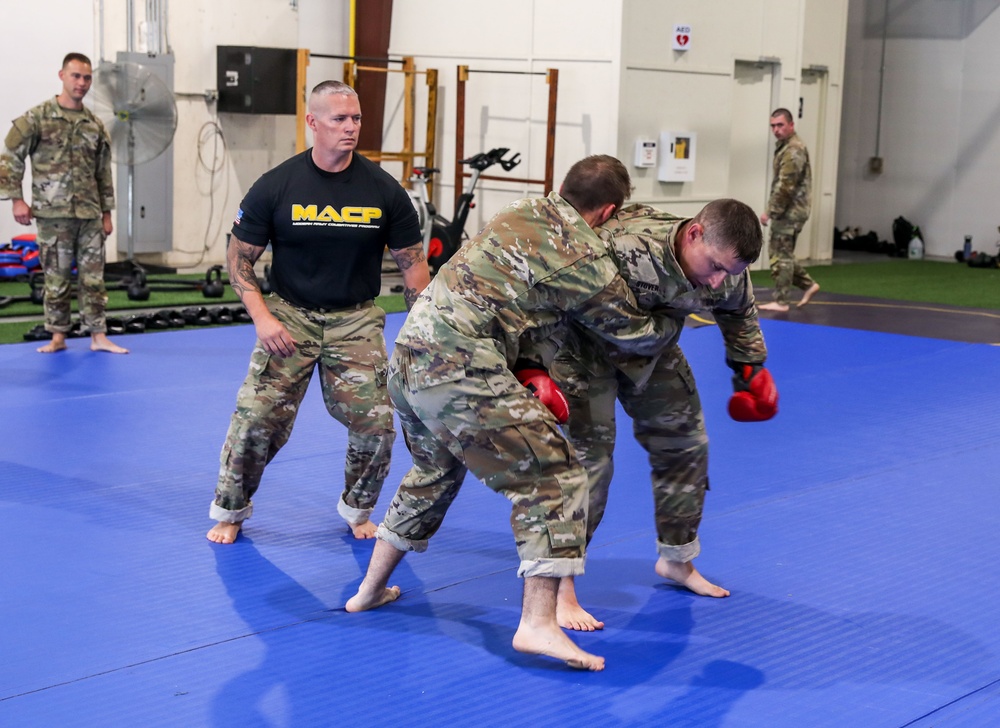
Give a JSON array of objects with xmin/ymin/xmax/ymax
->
[{"xmin": 673, "ymin": 24, "xmax": 692, "ymax": 51}]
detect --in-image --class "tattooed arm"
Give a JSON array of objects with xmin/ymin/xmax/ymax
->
[
  {"xmin": 227, "ymin": 233, "xmax": 295, "ymax": 356},
  {"xmin": 389, "ymin": 241, "xmax": 431, "ymax": 310}
]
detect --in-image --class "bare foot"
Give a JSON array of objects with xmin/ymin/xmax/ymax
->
[
  {"xmin": 346, "ymin": 583, "xmax": 401, "ymax": 612},
  {"xmin": 37, "ymin": 337, "xmax": 67, "ymax": 354},
  {"xmin": 350, "ymin": 520, "xmax": 378, "ymax": 539},
  {"xmin": 347, "ymin": 540, "xmax": 407, "ymax": 612},
  {"xmin": 91, "ymin": 333, "xmax": 129, "ymax": 354},
  {"xmin": 796, "ymin": 282, "xmax": 821, "ymax": 307},
  {"xmin": 207, "ymin": 521, "xmax": 242, "ymax": 544},
  {"xmin": 655, "ymin": 558, "xmax": 730, "ymax": 598},
  {"xmin": 512, "ymin": 619, "xmax": 605, "ymax": 671},
  {"xmin": 557, "ymin": 577, "xmax": 605, "ymax": 631},
  {"xmin": 758, "ymin": 301, "xmax": 790, "ymax": 312}
]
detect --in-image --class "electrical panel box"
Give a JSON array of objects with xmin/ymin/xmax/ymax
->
[
  {"xmin": 217, "ymin": 46, "xmax": 298, "ymax": 115},
  {"xmin": 634, "ymin": 139, "xmax": 658, "ymax": 168},
  {"xmin": 115, "ymin": 51, "xmax": 174, "ymax": 255}
]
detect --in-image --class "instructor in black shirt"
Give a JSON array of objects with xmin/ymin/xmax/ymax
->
[{"xmin": 207, "ymin": 80, "xmax": 430, "ymax": 544}]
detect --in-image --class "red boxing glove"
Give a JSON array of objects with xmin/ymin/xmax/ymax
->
[
  {"xmin": 728, "ymin": 364, "xmax": 778, "ymax": 422},
  {"xmin": 514, "ymin": 367, "xmax": 570, "ymax": 424}
]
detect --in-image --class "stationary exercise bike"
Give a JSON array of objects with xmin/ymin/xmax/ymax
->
[{"xmin": 408, "ymin": 147, "xmax": 521, "ymax": 272}]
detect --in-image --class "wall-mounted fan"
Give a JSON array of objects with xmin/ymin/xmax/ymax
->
[
  {"xmin": 92, "ymin": 60, "xmax": 177, "ymax": 164},
  {"xmin": 91, "ymin": 61, "xmax": 178, "ymax": 262}
]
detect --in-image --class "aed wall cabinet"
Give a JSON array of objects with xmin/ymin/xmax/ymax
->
[
  {"xmin": 658, "ymin": 131, "xmax": 696, "ymax": 182},
  {"xmin": 217, "ymin": 46, "xmax": 298, "ymax": 114}
]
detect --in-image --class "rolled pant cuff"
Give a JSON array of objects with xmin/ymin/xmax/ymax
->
[
  {"xmin": 517, "ymin": 557, "xmax": 585, "ymax": 579},
  {"xmin": 657, "ymin": 536, "xmax": 700, "ymax": 563},
  {"xmin": 376, "ymin": 523, "xmax": 428, "ymax": 553},
  {"xmin": 337, "ymin": 496, "xmax": 374, "ymax": 526},
  {"xmin": 210, "ymin": 501, "xmax": 253, "ymax": 523}
]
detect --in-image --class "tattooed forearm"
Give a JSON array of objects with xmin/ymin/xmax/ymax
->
[
  {"xmin": 226, "ymin": 237, "xmax": 264, "ymax": 301},
  {"xmin": 403, "ymin": 286, "xmax": 419, "ymax": 310},
  {"xmin": 390, "ymin": 242, "xmax": 426, "ymax": 272},
  {"xmin": 391, "ymin": 241, "xmax": 431, "ymax": 311}
]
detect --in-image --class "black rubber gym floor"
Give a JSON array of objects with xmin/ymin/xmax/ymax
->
[
  {"xmin": 1, "ymin": 305, "xmax": 998, "ymax": 726},
  {"xmin": 752, "ymin": 287, "xmax": 1000, "ymax": 345}
]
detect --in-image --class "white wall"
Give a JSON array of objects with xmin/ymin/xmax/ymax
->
[
  {"xmin": 2, "ymin": 0, "xmax": 847, "ymax": 269},
  {"xmin": 837, "ymin": 0, "xmax": 1000, "ymax": 259},
  {"xmin": 618, "ymin": 0, "xmax": 806, "ymax": 212},
  {"xmin": 0, "ymin": 0, "xmax": 347, "ymax": 268},
  {"xmin": 0, "ymin": 0, "xmax": 95, "ymax": 246},
  {"xmin": 113, "ymin": 0, "xmax": 347, "ymax": 269},
  {"xmin": 798, "ymin": 0, "xmax": 848, "ymax": 263},
  {"xmin": 615, "ymin": 0, "xmax": 846, "ymax": 267},
  {"xmin": 386, "ymin": 0, "xmax": 846, "ymax": 265},
  {"xmin": 386, "ymin": 0, "xmax": 625, "ymax": 238}
]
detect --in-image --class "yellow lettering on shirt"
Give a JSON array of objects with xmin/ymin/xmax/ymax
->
[
  {"xmin": 292, "ymin": 204, "xmax": 318, "ymax": 221},
  {"xmin": 315, "ymin": 206, "xmax": 343, "ymax": 223},
  {"xmin": 290, "ymin": 204, "xmax": 383, "ymax": 224},
  {"xmin": 341, "ymin": 207, "xmax": 383, "ymax": 224}
]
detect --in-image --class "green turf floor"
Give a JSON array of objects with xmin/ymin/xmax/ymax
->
[
  {"xmin": 0, "ymin": 267, "xmax": 408, "ymax": 345},
  {"xmin": 750, "ymin": 258, "xmax": 999, "ymax": 309},
  {"xmin": 0, "ymin": 273, "xmax": 243, "ymax": 318}
]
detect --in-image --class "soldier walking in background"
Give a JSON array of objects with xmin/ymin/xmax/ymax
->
[
  {"xmin": 0, "ymin": 52, "xmax": 127, "ymax": 353},
  {"xmin": 759, "ymin": 107, "xmax": 820, "ymax": 312}
]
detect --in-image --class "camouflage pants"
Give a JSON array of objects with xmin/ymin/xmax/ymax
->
[
  {"xmin": 35, "ymin": 217, "xmax": 108, "ymax": 334},
  {"xmin": 210, "ymin": 296, "xmax": 395, "ymax": 525},
  {"xmin": 380, "ymin": 344, "xmax": 588, "ymax": 578},
  {"xmin": 552, "ymin": 332, "xmax": 708, "ymax": 562},
  {"xmin": 768, "ymin": 227, "xmax": 816, "ymax": 305}
]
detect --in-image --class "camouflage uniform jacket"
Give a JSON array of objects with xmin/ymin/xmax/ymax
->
[
  {"xmin": 577, "ymin": 203, "xmax": 767, "ymax": 386},
  {"xmin": 0, "ymin": 97, "xmax": 115, "ymax": 219},
  {"xmin": 396, "ymin": 192, "xmax": 675, "ymax": 389},
  {"xmin": 767, "ymin": 132, "xmax": 811, "ymax": 232}
]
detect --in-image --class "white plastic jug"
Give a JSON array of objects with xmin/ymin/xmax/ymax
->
[{"xmin": 908, "ymin": 235, "xmax": 924, "ymax": 260}]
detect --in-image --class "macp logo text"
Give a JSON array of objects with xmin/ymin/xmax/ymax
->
[{"xmin": 291, "ymin": 205, "xmax": 383, "ymax": 224}]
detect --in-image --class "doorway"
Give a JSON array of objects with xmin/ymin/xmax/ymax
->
[
  {"xmin": 796, "ymin": 67, "xmax": 830, "ymax": 262},
  {"xmin": 728, "ymin": 60, "xmax": 777, "ymax": 271}
]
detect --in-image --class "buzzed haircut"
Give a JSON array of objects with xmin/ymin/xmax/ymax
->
[
  {"xmin": 560, "ymin": 154, "xmax": 633, "ymax": 215},
  {"xmin": 62, "ymin": 53, "xmax": 92, "ymax": 68},
  {"xmin": 308, "ymin": 80, "xmax": 359, "ymax": 114},
  {"xmin": 311, "ymin": 80, "xmax": 358, "ymax": 99},
  {"xmin": 770, "ymin": 108, "xmax": 794, "ymax": 123},
  {"xmin": 695, "ymin": 198, "xmax": 763, "ymax": 264}
]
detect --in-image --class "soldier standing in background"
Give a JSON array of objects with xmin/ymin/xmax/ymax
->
[
  {"xmin": 549, "ymin": 201, "xmax": 777, "ymax": 632},
  {"xmin": 759, "ymin": 107, "xmax": 820, "ymax": 312},
  {"xmin": 0, "ymin": 52, "xmax": 127, "ymax": 354}
]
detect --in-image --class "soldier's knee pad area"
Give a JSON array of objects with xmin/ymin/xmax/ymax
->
[
  {"xmin": 78, "ymin": 274, "xmax": 105, "ymax": 288},
  {"xmin": 465, "ymin": 419, "xmax": 575, "ymax": 491}
]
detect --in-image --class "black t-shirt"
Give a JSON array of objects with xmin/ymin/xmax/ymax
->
[{"xmin": 231, "ymin": 150, "xmax": 420, "ymax": 310}]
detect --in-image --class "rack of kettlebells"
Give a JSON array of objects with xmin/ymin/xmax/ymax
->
[{"xmin": 0, "ymin": 233, "xmax": 262, "ymax": 341}]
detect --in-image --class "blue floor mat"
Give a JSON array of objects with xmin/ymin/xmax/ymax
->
[{"xmin": 1, "ymin": 317, "xmax": 998, "ymax": 726}]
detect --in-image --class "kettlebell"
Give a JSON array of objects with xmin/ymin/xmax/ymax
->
[
  {"xmin": 29, "ymin": 272, "xmax": 45, "ymax": 305},
  {"xmin": 203, "ymin": 265, "xmax": 225, "ymax": 298},
  {"xmin": 127, "ymin": 269, "xmax": 151, "ymax": 301}
]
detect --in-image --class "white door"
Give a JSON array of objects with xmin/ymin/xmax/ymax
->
[
  {"xmin": 728, "ymin": 61, "xmax": 777, "ymax": 271},
  {"xmin": 796, "ymin": 68, "xmax": 828, "ymax": 261}
]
